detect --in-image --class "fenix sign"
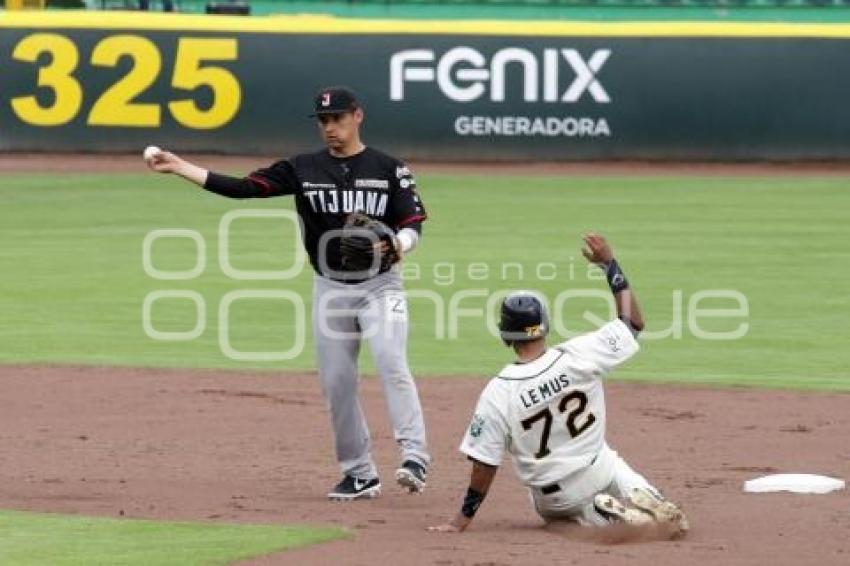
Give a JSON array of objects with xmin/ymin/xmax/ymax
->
[{"xmin": 390, "ymin": 47, "xmax": 611, "ymax": 103}]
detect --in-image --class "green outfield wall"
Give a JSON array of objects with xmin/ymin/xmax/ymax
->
[{"xmin": 2, "ymin": 12, "xmax": 850, "ymax": 160}]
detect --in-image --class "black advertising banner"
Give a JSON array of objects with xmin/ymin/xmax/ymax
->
[{"xmin": 2, "ymin": 13, "xmax": 850, "ymax": 160}]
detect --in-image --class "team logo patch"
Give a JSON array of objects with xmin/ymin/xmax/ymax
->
[
  {"xmin": 469, "ymin": 414, "xmax": 485, "ymax": 438},
  {"xmin": 605, "ymin": 328, "xmax": 624, "ymax": 352},
  {"xmin": 525, "ymin": 324, "xmax": 544, "ymax": 337},
  {"xmin": 321, "ymin": 92, "xmax": 331, "ymax": 107},
  {"xmin": 396, "ymin": 166, "xmax": 411, "ymax": 179}
]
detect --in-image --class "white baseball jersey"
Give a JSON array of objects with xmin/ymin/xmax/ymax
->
[{"xmin": 460, "ymin": 319, "xmax": 639, "ymax": 487}]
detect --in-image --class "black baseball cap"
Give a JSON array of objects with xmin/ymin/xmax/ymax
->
[{"xmin": 311, "ymin": 86, "xmax": 360, "ymax": 117}]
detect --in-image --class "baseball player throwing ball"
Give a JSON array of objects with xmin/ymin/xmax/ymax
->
[
  {"xmin": 145, "ymin": 87, "xmax": 430, "ymax": 501},
  {"xmin": 429, "ymin": 233, "xmax": 688, "ymax": 535}
]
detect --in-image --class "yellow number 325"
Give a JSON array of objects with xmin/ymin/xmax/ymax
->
[{"xmin": 11, "ymin": 33, "xmax": 241, "ymax": 130}]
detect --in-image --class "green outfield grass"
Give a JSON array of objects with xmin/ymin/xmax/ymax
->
[
  {"xmin": 0, "ymin": 509, "xmax": 346, "ymax": 565},
  {"xmin": 1, "ymin": 171, "xmax": 848, "ymax": 390}
]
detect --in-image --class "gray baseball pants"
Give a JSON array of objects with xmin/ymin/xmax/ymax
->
[{"xmin": 313, "ymin": 270, "xmax": 430, "ymax": 479}]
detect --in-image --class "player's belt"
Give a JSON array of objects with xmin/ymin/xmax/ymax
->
[
  {"xmin": 539, "ymin": 454, "xmax": 599, "ymax": 495},
  {"xmin": 322, "ymin": 266, "xmax": 393, "ymax": 284}
]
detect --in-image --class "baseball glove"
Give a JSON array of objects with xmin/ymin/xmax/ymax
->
[{"xmin": 340, "ymin": 212, "xmax": 401, "ymax": 272}]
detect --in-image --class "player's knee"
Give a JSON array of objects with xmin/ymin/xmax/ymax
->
[
  {"xmin": 379, "ymin": 367, "xmax": 413, "ymax": 386},
  {"xmin": 320, "ymin": 374, "xmax": 358, "ymax": 400},
  {"xmin": 373, "ymin": 351, "xmax": 410, "ymax": 378}
]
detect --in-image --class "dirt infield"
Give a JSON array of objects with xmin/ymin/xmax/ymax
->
[
  {"xmin": 0, "ymin": 365, "xmax": 847, "ymax": 565},
  {"xmin": 4, "ymin": 152, "xmax": 850, "ymax": 176},
  {"xmin": 3, "ymin": 152, "xmax": 848, "ymax": 563}
]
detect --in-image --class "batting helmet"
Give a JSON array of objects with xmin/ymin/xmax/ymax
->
[{"xmin": 498, "ymin": 291, "xmax": 549, "ymax": 346}]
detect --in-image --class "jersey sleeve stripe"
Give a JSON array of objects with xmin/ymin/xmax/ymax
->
[
  {"xmin": 247, "ymin": 174, "xmax": 274, "ymax": 196},
  {"xmin": 398, "ymin": 214, "xmax": 427, "ymax": 228}
]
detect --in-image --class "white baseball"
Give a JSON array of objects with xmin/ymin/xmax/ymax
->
[{"xmin": 143, "ymin": 145, "xmax": 162, "ymax": 161}]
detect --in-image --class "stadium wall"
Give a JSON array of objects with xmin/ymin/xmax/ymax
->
[{"xmin": 2, "ymin": 12, "xmax": 850, "ymax": 160}]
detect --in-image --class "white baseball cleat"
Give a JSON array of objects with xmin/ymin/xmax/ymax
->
[
  {"xmin": 627, "ymin": 487, "xmax": 689, "ymax": 535},
  {"xmin": 593, "ymin": 493, "xmax": 654, "ymax": 526},
  {"xmin": 395, "ymin": 460, "xmax": 427, "ymax": 493}
]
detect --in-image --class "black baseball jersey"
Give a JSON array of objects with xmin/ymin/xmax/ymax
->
[{"xmin": 204, "ymin": 147, "xmax": 427, "ymax": 279}]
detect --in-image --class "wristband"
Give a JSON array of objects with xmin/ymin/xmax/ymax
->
[
  {"xmin": 461, "ymin": 487, "xmax": 486, "ymax": 518},
  {"xmin": 396, "ymin": 227, "xmax": 418, "ymax": 253},
  {"xmin": 604, "ymin": 259, "xmax": 630, "ymax": 294}
]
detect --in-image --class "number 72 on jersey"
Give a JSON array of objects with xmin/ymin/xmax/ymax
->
[{"xmin": 521, "ymin": 389, "xmax": 596, "ymax": 459}]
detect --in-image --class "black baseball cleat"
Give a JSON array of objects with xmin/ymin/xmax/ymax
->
[
  {"xmin": 327, "ymin": 475, "xmax": 381, "ymax": 501},
  {"xmin": 395, "ymin": 460, "xmax": 427, "ymax": 493}
]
